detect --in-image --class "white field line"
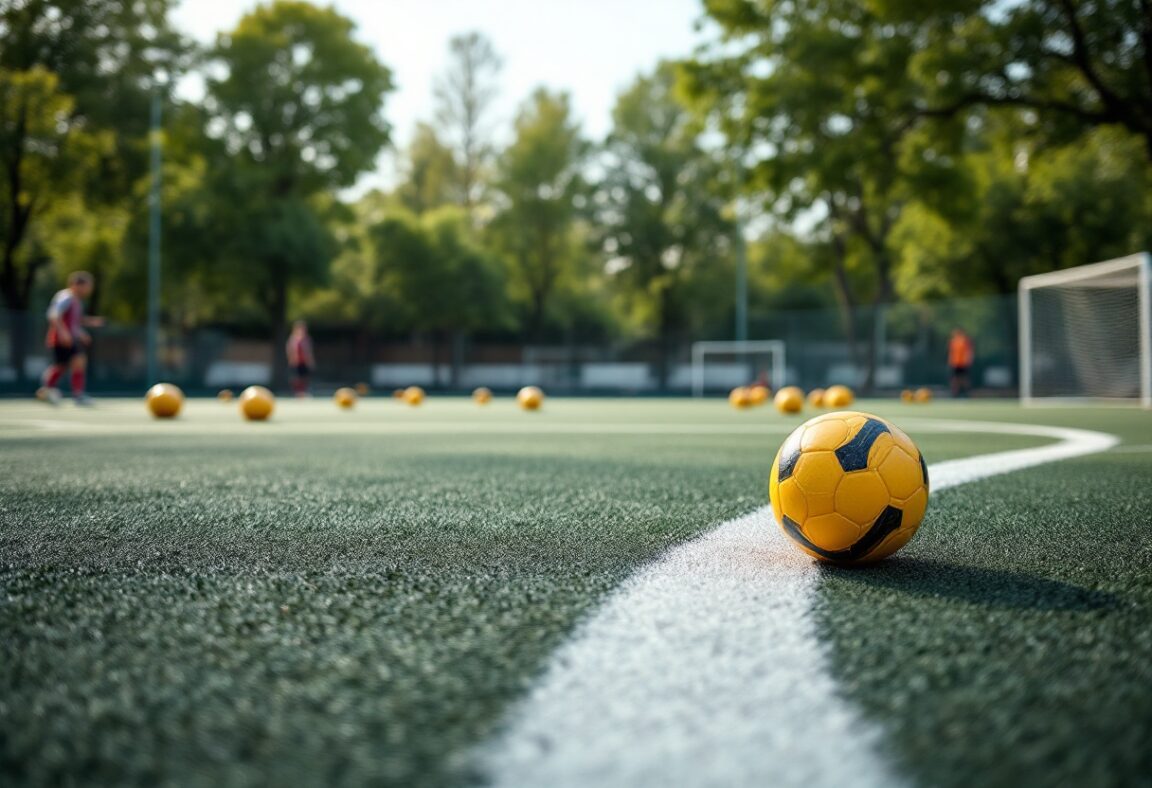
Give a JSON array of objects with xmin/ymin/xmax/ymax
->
[{"xmin": 478, "ymin": 422, "xmax": 1118, "ymax": 788}]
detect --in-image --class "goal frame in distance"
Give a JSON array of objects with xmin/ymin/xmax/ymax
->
[
  {"xmin": 1019, "ymin": 252, "xmax": 1151, "ymax": 408},
  {"xmin": 690, "ymin": 340, "xmax": 786, "ymax": 398}
]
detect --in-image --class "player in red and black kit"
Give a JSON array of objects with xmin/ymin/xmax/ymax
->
[
  {"xmin": 37, "ymin": 271, "xmax": 103, "ymax": 405},
  {"xmin": 286, "ymin": 320, "xmax": 315, "ymax": 397}
]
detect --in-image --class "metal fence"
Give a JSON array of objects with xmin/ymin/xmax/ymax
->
[{"xmin": 0, "ymin": 294, "xmax": 1018, "ymax": 396}]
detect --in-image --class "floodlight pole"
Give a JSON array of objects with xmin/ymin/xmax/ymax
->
[
  {"xmin": 734, "ymin": 203, "xmax": 748, "ymax": 342},
  {"xmin": 146, "ymin": 87, "xmax": 162, "ymax": 384}
]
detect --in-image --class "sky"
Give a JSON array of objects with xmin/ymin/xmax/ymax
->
[{"xmin": 171, "ymin": 0, "xmax": 707, "ymax": 192}]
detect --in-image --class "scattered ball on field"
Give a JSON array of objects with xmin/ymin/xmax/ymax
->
[
  {"xmin": 392, "ymin": 388, "xmax": 405, "ymax": 399},
  {"xmin": 217, "ymin": 389, "xmax": 234, "ymax": 403},
  {"xmin": 914, "ymin": 387, "xmax": 933, "ymax": 403},
  {"xmin": 729, "ymin": 386, "xmax": 754, "ymax": 409},
  {"xmin": 473, "ymin": 386, "xmax": 493, "ymax": 405},
  {"xmin": 769, "ymin": 411, "xmax": 929, "ymax": 565},
  {"xmin": 748, "ymin": 384, "xmax": 771, "ymax": 406},
  {"xmin": 807, "ymin": 388, "xmax": 825, "ymax": 407},
  {"xmin": 901, "ymin": 389, "xmax": 914, "ymax": 403},
  {"xmin": 774, "ymin": 386, "xmax": 804, "ymax": 414},
  {"xmin": 517, "ymin": 385, "xmax": 544, "ymax": 411},
  {"xmin": 403, "ymin": 386, "xmax": 425, "ymax": 406},
  {"xmin": 355, "ymin": 382, "xmax": 370, "ymax": 396},
  {"xmin": 239, "ymin": 385, "xmax": 275, "ymax": 421},
  {"xmin": 145, "ymin": 383, "xmax": 184, "ymax": 419},
  {"xmin": 334, "ymin": 387, "xmax": 358, "ymax": 409},
  {"xmin": 824, "ymin": 384, "xmax": 855, "ymax": 408}
]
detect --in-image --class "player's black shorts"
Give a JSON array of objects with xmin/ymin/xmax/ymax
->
[
  {"xmin": 950, "ymin": 365, "xmax": 970, "ymax": 377},
  {"xmin": 51, "ymin": 344, "xmax": 78, "ymax": 365},
  {"xmin": 294, "ymin": 363, "xmax": 312, "ymax": 377}
]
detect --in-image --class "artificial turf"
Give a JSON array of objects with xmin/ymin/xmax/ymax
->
[{"xmin": 1, "ymin": 398, "xmax": 1149, "ymax": 786}]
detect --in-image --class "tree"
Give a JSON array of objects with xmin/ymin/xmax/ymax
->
[
  {"xmin": 905, "ymin": 0, "xmax": 1152, "ymax": 157},
  {"xmin": 395, "ymin": 122, "xmax": 459, "ymax": 215},
  {"xmin": 0, "ymin": 0, "xmax": 187, "ymax": 382},
  {"xmin": 205, "ymin": 0, "xmax": 393, "ymax": 385},
  {"xmin": 595, "ymin": 63, "xmax": 733, "ymax": 386},
  {"xmin": 682, "ymin": 0, "xmax": 952, "ymax": 390},
  {"xmin": 434, "ymin": 31, "xmax": 502, "ymax": 214},
  {"xmin": 490, "ymin": 88, "xmax": 588, "ymax": 342},
  {"xmin": 0, "ymin": 68, "xmax": 108, "ymax": 380},
  {"xmin": 370, "ymin": 208, "xmax": 507, "ymax": 386}
]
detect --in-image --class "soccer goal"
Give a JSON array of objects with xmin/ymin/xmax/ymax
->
[
  {"xmin": 1019, "ymin": 253, "xmax": 1151, "ymax": 407},
  {"xmin": 690, "ymin": 340, "xmax": 786, "ymax": 397}
]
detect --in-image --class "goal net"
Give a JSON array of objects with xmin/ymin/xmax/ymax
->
[
  {"xmin": 1019, "ymin": 253, "xmax": 1151, "ymax": 406},
  {"xmin": 690, "ymin": 340, "xmax": 786, "ymax": 397}
]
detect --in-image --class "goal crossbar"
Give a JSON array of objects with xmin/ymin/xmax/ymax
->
[{"xmin": 691, "ymin": 340, "xmax": 786, "ymax": 398}]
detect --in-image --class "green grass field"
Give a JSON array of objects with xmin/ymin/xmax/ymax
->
[{"xmin": 2, "ymin": 397, "xmax": 1150, "ymax": 786}]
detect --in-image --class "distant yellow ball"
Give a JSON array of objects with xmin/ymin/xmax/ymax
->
[
  {"xmin": 774, "ymin": 385, "xmax": 805, "ymax": 414},
  {"xmin": 473, "ymin": 386, "xmax": 493, "ymax": 405},
  {"xmin": 217, "ymin": 389, "xmax": 234, "ymax": 403},
  {"xmin": 748, "ymin": 384, "xmax": 771, "ymax": 406},
  {"xmin": 145, "ymin": 383, "xmax": 184, "ymax": 419},
  {"xmin": 403, "ymin": 386, "xmax": 426, "ymax": 406},
  {"xmin": 729, "ymin": 386, "xmax": 754, "ymax": 409},
  {"xmin": 355, "ymin": 382, "xmax": 370, "ymax": 396},
  {"xmin": 824, "ymin": 384, "xmax": 855, "ymax": 408},
  {"xmin": 914, "ymin": 387, "xmax": 933, "ymax": 403},
  {"xmin": 900, "ymin": 389, "xmax": 914, "ymax": 403},
  {"xmin": 239, "ymin": 385, "xmax": 275, "ymax": 421},
  {"xmin": 392, "ymin": 388, "xmax": 406, "ymax": 400},
  {"xmin": 517, "ymin": 386, "xmax": 544, "ymax": 411},
  {"xmin": 769, "ymin": 410, "xmax": 929, "ymax": 565},
  {"xmin": 334, "ymin": 387, "xmax": 358, "ymax": 409},
  {"xmin": 807, "ymin": 388, "xmax": 825, "ymax": 407}
]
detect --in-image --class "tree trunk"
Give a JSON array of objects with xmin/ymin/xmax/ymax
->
[
  {"xmin": 269, "ymin": 271, "xmax": 289, "ymax": 391},
  {"xmin": 656, "ymin": 285, "xmax": 673, "ymax": 390},
  {"xmin": 450, "ymin": 329, "xmax": 465, "ymax": 388},
  {"xmin": 6, "ymin": 308, "xmax": 31, "ymax": 386}
]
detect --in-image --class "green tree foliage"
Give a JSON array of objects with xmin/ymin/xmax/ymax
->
[
  {"xmin": 395, "ymin": 123, "xmax": 460, "ymax": 216},
  {"xmin": 904, "ymin": 0, "xmax": 1152, "ymax": 157},
  {"xmin": 204, "ymin": 0, "xmax": 394, "ymax": 382},
  {"xmin": 894, "ymin": 124, "xmax": 1152, "ymax": 300},
  {"xmin": 490, "ymin": 88, "xmax": 588, "ymax": 341},
  {"xmin": 683, "ymin": 0, "xmax": 950, "ymax": 387},
  {"xmin": 370, "ymin": 207, "xmax": 507, "ymax": 384},
  {"xmin": 434, "ymin": 31, "xmax": 501, "ymax": 214},
  {"xmin": 595, "ymin": 63, "xmax": 734, "ymax": 384}
]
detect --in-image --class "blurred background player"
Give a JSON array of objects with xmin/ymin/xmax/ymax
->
[
  {"xmin": 37, "ymin": 271, "xmax": 103, "ymax": 406},
  {"xmin": 949, "ymin": 327, "xmax": 974, "ymax": 398},
  {"xmin": 286, "ymin": 320, "xmax": 315, "ymax": 397}
]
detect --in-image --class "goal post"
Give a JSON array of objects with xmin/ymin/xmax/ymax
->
[
  {"xmin": 691, "ymin": 340, "xmax": 786, "ymax": 397},
  {"xmin": 1019, "ymin": 253, "xmax": 1151, "ymax": 407}
]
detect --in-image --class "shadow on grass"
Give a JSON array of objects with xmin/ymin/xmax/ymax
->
[{"xmin": 817, "ymin": 558, "xmax": 1120, "ymax": 612}]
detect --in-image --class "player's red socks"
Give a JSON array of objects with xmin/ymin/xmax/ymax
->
[
  {"xmin": 43, "ymin": 365, "xmax": 64, "ymax": 388},
  {"xmin": 71, "ymin": 368, "xmax": 86, "ymax": 397}
]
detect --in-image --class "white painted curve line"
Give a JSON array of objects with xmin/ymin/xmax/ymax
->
[{"xmin": 477, "ymin": 420, "xmax": 1118, "ymax": 788}]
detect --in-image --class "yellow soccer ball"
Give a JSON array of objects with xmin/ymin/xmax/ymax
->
[
  {"xmin": 729, "ymin": 386, "xmax": 754, "ymax": 409},
  {"xmin": 473, "ymin": 386, "xmax": 493, "ymax": 405},
  {"xmin": 517, "ymin": 385, "xmax": 544, "ymax": 411},
  {"xmin": 914, "ymin": 387, "xmax": 933, "ymax": 403},
  {"xmin": 748, "ymin": 384, "xmax": 771, "ymax": 406},
  {"xmin": 239, "ymin": 385, "xmax": 275, "ymax": 421},
  {"xmin": 807, "ymin": 388, "xmax": 825, "ymax": 408},
  {"xmin": 334, "ymin": 387, "xmax": 358, "ymax": 409},
  {"xmin": 774, "ymin": 386, "xmax": 804, "ymax": 414},
  {"xmin": 403, "ymin": 386, "xmax": 426, "ymax": 406},
  {"xmin": 900, "ymin": 389, "xmax": 914, "ymax": 403},
  {"xmin": 769, "ymin": 411, "xmax": 929, "ymax": 564},
  {"xmin": 355, "ymin": 382, "xmax": 371, "ymax": 396},
  {"xmin": 392, "ymin": 388, "xmax": 406, "ymax": 400},
  {"xmin": 145, "ymin": 383, "xmax": 184, "ymax": 419},
  {"xmin": 824, "ymin": 384, "xmax": 855, "ymax": 408},
  {"xmin": 217, "ymin": 389, "xmax": 234, "ymax": 403}
]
